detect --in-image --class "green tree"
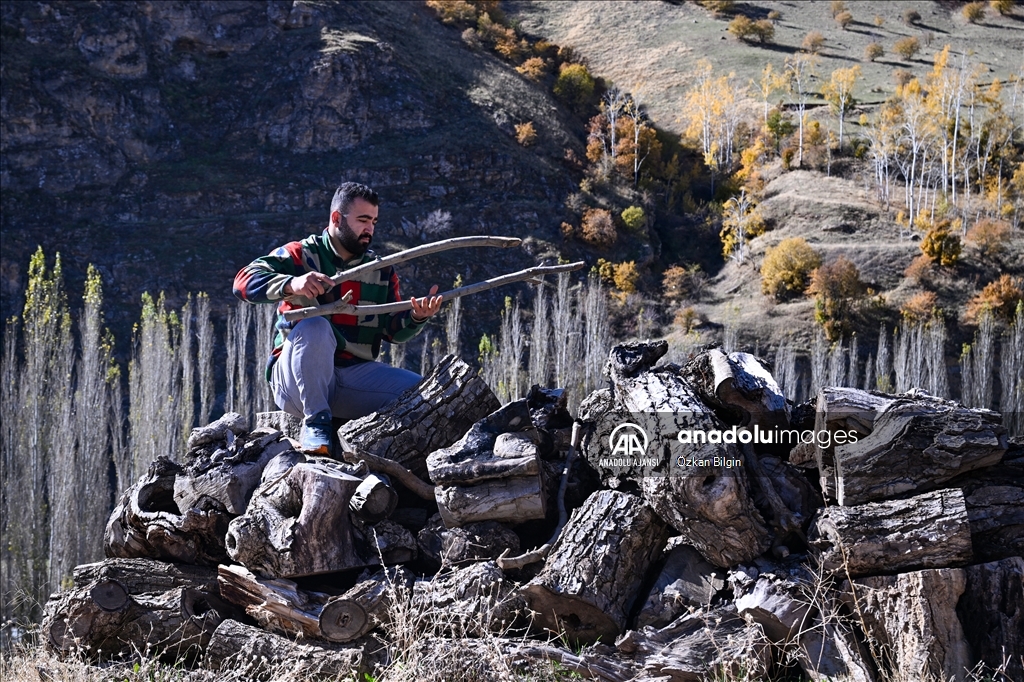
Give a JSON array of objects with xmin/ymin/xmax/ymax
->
[{"xmin": 553, "ymin": 63, "xmax": 595, "ymax": 113}]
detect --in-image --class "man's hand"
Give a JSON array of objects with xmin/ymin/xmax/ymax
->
[
  {"xmin": 284, "ymin": 272, "xmax": 335, "ymax": 299},
  {"xmin": 410, "ymin": 285, "xmax": 443, "ymax": 322}
]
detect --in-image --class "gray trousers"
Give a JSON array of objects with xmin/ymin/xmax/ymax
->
[{"xmin": 271, "ymin": 317, "xmax": 422, "ymax": 421}]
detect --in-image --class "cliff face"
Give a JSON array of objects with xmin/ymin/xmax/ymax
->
[{"xmin": 1, "ymin": 1, "xmax": 581, "ymax": 334}]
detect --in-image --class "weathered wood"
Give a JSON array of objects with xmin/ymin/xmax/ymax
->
[
  {"xmin": 340, "ymin": 448, "xmax": 435, "ymax": 501},
  {"xmin": 105, "ymin": 458, "xmax": 230, "ymax": 565},
  {"xmin": 950, "ymin": 457, "xmax": 1024, "ymax": 562},
  {"xmin": 437, "ymin": 521, "xmax": 521, "ymax": 565},
  {"xmin": 362, "ymin": 518, "xmax": 418, "ymax": 565},
  {"xmin": 579, "ymin": 341, "xmax": 772, "ymax": 568},
  {"xmin": 175, "ymin": 429, "xmax": 293, "ymax": 515},
  {"xmin": 957, "ymin": 557, "xmax": 1024, "ymax": 680},
  {"xmin": 682, "ymin": 348, "xmax": 789, "ymax": 433},
  {"xmin": 814, "ymin": 387, "xmax": 895, "ymax": 501},
  {"xmin": 256, "ymin": 410, "xmax": 302, "ymax": 442},
  {"xmin": 636, "ymin": 540, "xmax": 725, "ymax": 629},
  {"xmin": 226, "ymin": 459, "xmax": 371, "ymax": 578},
  {"xmin": 42, "ymin": 559, "xmax": 231, "ymax": 662},
  {"xmin": 808, "ymin": 488, "xmax": 973, "ymax": 577},
  {"xmin": 842, "ymin": 568, "xmax": 971, "ymax": 682},
  {"xmin": 522, "ymin": 490, "xmax": 668, "ymax": 645},
  {"xmin": 349, "ymin": 473, "xmax": 398, "ymax": 523},
  {"xmin": 411, "ymin": 561, "xmax": 526, "ymax": 636},
  {"xmin": 325, "ymin": 567, "xmax": 414, "ymax": 642},
  {"xmin": 435, "ymin": 476, "xmax": 546, "ymax": 528},
  {"xmin": 829, "ymin": 393, "xmax": 1007, "ymax": 506},
  {"xmin": 203, "ymin": 618, "xmax": 372, "ymax": 679},
  {"xmin": 187, "ymin": 412, "xmax": 249, "ymax": 450},
  {"xmin": 338, "ymin": 355, "xmax": 500, "ymax": 478},
  {"xmin": 615, "ymin": 607, "xmax": 771, "ymax": 682},
  {"xmin": 217, "ymin": 563, "xmax": 338, "ymax": 642}
]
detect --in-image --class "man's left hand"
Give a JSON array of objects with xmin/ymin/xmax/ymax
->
[{"xmin": 410, "ymin": 284, "xmax": 443, "ymax": 322}]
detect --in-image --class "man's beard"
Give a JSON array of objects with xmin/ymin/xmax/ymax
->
[{"xmin": 338, "ymin": 216, "xmax": 372, "ymax": 256}]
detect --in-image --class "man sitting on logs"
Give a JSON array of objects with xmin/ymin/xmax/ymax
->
[{"xmin": 233, "ymin": 182, "xmax": 442, "ymax": 454}]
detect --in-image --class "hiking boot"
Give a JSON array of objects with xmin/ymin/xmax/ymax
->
[{"xmin": 300, "ymin": 410, "xmax": 333, "ymax": 455}]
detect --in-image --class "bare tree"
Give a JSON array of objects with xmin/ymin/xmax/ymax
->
[{"xmin": 196, "ymin": 293, "xmax": 215, "ymax": 426}]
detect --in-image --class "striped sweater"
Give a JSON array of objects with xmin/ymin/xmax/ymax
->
[{"xmin": 233, "ymin": 230, "xmax": 425, "ymax": 378}]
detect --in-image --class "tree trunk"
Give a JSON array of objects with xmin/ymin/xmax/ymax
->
[
  {"xmin": 579, "ymin": 341, "xmax": 772, "ymax": 568},
  {"xmin": 808, "ymin": 488, "xmax": 973, "ymax": 577},
  {"xmin": 957, "ymin": 557, "xmax": 1024, "ymax": 680},
  {"xmin": 338, "ymin": 355, "xmax": 501, "ymax": 478},
  {"xmin": 42, "ymin": 559, "xmax": 232, "ymax": 663},
  {"xmin": 842, "ymin": 568, "xmax": 971, "ymax": 682},
  {"xmin": 203, "ymin": 618, "xmax": 373, "ymax": 680},
  {"xmin": 682, "ymin": 348, "xmax": 790, "ymax": 434},
  {"xmin": 225, "ymin": 459, "xmax": 372, "ymax": 578},
  {"xmin": 615, "ymin": 606, "xmax": 771, "ymax": 682},
  {"xmin": 522, "ymin": 490, "xmax": 668, "ymax": 645},
  {"xmin": 831, "ymin": 394, "xmax": 1006, "ymax": 506}
]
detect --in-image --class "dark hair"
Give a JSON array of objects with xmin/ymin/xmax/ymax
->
[{"xmin": 331, "ymin": 182, "xmax": 379, "ymax": 216}]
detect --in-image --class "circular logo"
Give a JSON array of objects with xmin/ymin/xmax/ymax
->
[{"xmin": 608, "ymin": 422, "xmax": 649, "ymax": 456}]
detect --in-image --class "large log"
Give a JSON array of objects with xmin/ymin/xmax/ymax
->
[
  {"xmin": 42, "ymin": 559, "xmax": 232, "ymax": 662},
  {"xmin": 338, "ymin": 355, "xmax": 501, "ymax": 478},
  {"xmin": 842, "ymin": 568, "xmax": 972, "ymax": 682},
  {"xmin": 105, "ymin": 458, "xmax": 230, "ymax": 566},
  {"xmin": 956, "ymin": 557, "xmax": 1024, "ymax": 680},
  {"xmin": 203, "ymin": 618, "xmax": 373, "ymax": 680},
  {"xmin": 635, "ymin": 541, "xmax": 725, "ymax": 629},
  {"xmin": 813, "ymin": 387, "xmax": 895, "ymax": 501},
  {"xmin": 815, "ymin": 388, "xmax": 1007, "ymax": 505},
  {"xmin": 522, "ymin": 490, "xmax": 668, "ymax": 645},
  {"xmin": 950, "ymin": 456, "xmax": 1024, "ymax": 562},
  {"xmin": 682, "ymin": 348, "xmax": 790, "ymax": 434},
  {"xmin": 615, "ymin": 606, "xmax": 771, "ymax": 682},
  {"xmin": 410, "ymin": 561, "xmax": 526, "ymax": 636},
  {"xmin": 187, "ymin": 411, "xmax": 249, "ymax": 449},
  {"xmin": 579, "ymin": 341, "xmax": 772, "ymax": 567},
  {"xmin": 225, "ymin": 459, "xmax": 372, "ymax": 578},
  {"xmin": 808, "ymin": 487, "xmax": 973, "ymax": 577}
]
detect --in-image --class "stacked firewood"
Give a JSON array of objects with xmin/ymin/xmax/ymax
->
[{"xmin": 42, "ymin": 343, "xmax": 1022, "ymax": 680}]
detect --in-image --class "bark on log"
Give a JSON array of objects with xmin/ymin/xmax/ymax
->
[
  {"xmin": 187, "ymin": 412, "xmax": 249, "ymax": 449},
  {"xmin": 950, "ymin": 457, "xmax": 1024, "ymax": 562},
  {"xmin": 615, "ymin": 606, "xmax": 771, "ymax": 682},
  {"xmin": 522, "ymin": 490, "xmax": 668, "ymax": 645},
  {"xmin": 338, "ymin": 355, "xmax": 500, "ymax": 478},
  {"xmin": 226, "ymin": 459, "xmax": 372, "ymax": 578},
  {"xmin": 105, "ymin": 458, "xmax": 230, "ymax": 565},
  {"xmin": 580, "ymin": 341, "xmax": 772, "ymax": 568},
  {"xmin": 362, "ymin": 518, "xmax": 418, "ymax": 565},
  {"xmin": 808, "ymin": 488, "xmax": 973, "ymax": 577},
  {"xmin": 831, "ymin": 395, "xmax": 1007, "ymax": 506},
  {"xmin": 957, "ymin": 557, "xmax": 1024, "ymax": 680},
  {"xmin": 435, "ymin": 477, "xmax": 546, "ymax": 528},
  {"xmin": 814, "ymin": 388, "xmax": 895, "ymax": 501},
  {"xmin": 42, "ymin": 559, "xmax": 231, "ymax": 662},
  {"xmin": 842, "ymin": 568, "xmax": 971, "ymax": 682},
  {"xmin": 411, "ymin": 561, "xmax": 526, "ymax": 636},
  {"xmin": 348, "ymin": 474, "xmax": 398, "ymax": 524},
  {"xmin": 256, "ymin": 410, "xmax": 302, "ymax": 442},
  {"xmin": 636, "ymin": 541, "xmax": 725, "ymax": 629},
  {"xmin": 682, "ymin": 348, "xmax": 790, "ymax": 434},
  {"xmin": 326, "ymin": 567, "xmax": 414, "ymax": 642},
  {"xmin": 203, "ymin": 619, "xmax": 373, "ymax": 680}
]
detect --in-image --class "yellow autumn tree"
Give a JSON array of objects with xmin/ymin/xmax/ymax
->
[
  {"xmin": 682, "ymin": 59, "xmax": 741, "ymax": 192},
  {"xmin": 823, "ymin": 65, "xmax": 860, "ymax": 148}
]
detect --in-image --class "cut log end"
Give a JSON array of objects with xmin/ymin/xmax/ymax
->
[
  {"xmin": 318, "ymin": 598, "xmax": 369, "ymax": 642},
  {"xmin": 90, "ymin": 579, "xmax": 129, "ymax": 612},
  {"xmin": 521, "ymin": 584, "xmax": 619, "ymax": 644}
]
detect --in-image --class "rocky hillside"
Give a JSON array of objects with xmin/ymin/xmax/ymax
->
[{"xmin": 1, "ymin": 1, "xmax": 583, "ymax": 338}]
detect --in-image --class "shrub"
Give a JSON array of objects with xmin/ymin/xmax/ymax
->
[
  {"xmin": 426, "ymin": 0, "xmax": 478, "ymax": 25},
  {"xmin": 966, "ymin": 218, "xmax": 1011, "ymax": 258},
  {"xmin": 991, "ymin": 0, "xmax": 1015, "ymax": 16},
  {"xmin": 662, "ymin": 264, "xmax": 707, "ymax": 301},
  {"xmin": 727, "ymin": 15, "xmax": 757, "ymax": 41},
  {"xmin": 807, "ymin": 256, "xmax": 863, "ymax": 341},
  {"xmin": 903, "ymin": 8, "xmax": 921, "ymax": 24},
  {"xmin": 873, "ymin": 14, "xmax": 885, "ymax": 26},
  {"xmin": 836, "ymin": 10, "xmax": 853, "ymax": 29},
  {"xmin": 516, "ymin": 56, "xmax": 546, "ymax": 80},
  {"xmin": 967, "ymin": 274, "xmax": 1024, "ymax": 323},
  {"xmin": 865, "ymin": 42, "xmax": 884, "ymax": 61},
  {"xmin": 695, "ymin": 0, "xmax": 735, "ymax": 15},
  {"xmin": 559, "ymin": 221, "xmax": 575, "ymax": 240},
  {"xmin": 904, "ymin": 254, "xmax": 936, "ymax": 285},
  {"xmin": 894, "ymin": 36, "xmax": 920, "ymax": 60},
  {"xmin": 901, "ymin": 291, "xmax": 938, "ymax": 323},
  {"xmin": 893, "ymin": 68, "xmax": 914, "ymax": 87},
  {"xmin": 515, "ymin": 121, "xmax": 537, "ymax": 146},
  {"xmin": 580, "ymin": 208, "xmax": 616, "ymax": 248},
  {"xmin": 921, "ymin": 220, "xmax": 962, "ymax": 266},
  {"xmin": 753, "ymin": 19, "xmax": 775, "ymax": 43},
  {"xmin": 553, "ymin": 63, "xmax": 595, "ymax": 112},
  {"xmin": 674, "ymin": 306, "xmax": 702, "ymax": 332},
  {"xmin": 802, "ymin": 31, "xmax": 826, "ymax": 53},
  {"xmin": 594, "ymin": 258, "xmax": 615, "ymax": 283},
  {"xmin": 963, "ymin": 1, "xmax": 986, "ymax": 22},
  {"xmin": 621, "ymin": 205, "xmax": 646, "ymax": 232},
  {"xmin": 830, "ymin": 0, "xmax": 847, "ymax": 17},
  {"xmin": 613, "ymin": 261, "xmax": 640, "ymax": 294},
  {"xmin": 761, "ymin": 237, "xmax": 823, "ymax": 301},
  {"xmin": 768, "ymin": 10, "xmax": 781, "ymax": 22},
  {"xmin": 461, "ymin": 28, "xmax": 482, "ymax": 49}
]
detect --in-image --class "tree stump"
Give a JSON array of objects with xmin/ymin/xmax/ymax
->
[
  {"xmin": 225, "ymin": 459, "xmax": 372, "ymax": 578},
  {"xmin": 338, "ymin": 355, "xmax": 501, "ymax": 478},
  {"xmin": 580, "ymin": 341, "xmax": 772, "ymax": 568},
  {"xmin": 42, "ymin": 559, "xmax": 232, "ymax": 663},
  {"xmin": 957, "ymin": 557, "xmax": 1024, "ymax": 680},
  {"xmin": 842, "ymin": 568, "xmax": 971, "ymax": 682},
  {"xmin": 105, "ymin": 458, "xmax": 230, "ymax": 566},
  {"xmin": 522, "ymin": 490, "xmax": 668, "ymax": 645},
  {"xmin": 808, "ymin": 488, "xmax": 973, "ymax": 577},
  {"xmin": 427, "ymin": 400, "xmax": 547, "ymax": 527},
  {"xmin": 204, "ymin": 619, "xmax": 373, "ymax": 679}
]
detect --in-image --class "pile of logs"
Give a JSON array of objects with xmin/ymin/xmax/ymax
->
[{"xmin": 43, "ymin": 345, "xmax": 1022, "ymax": 680}]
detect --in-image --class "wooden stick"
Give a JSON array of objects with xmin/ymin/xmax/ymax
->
[
  {"xmin": 284, "ymin": 262, "xmax": 585, "ymax": 322},
  {"xmin": 328, "ymin": 236, "xmax": 522, "ymax": 284},
  {"xmin": 339, "ymin": 448, "xmax": 436, "ymax": 501}
]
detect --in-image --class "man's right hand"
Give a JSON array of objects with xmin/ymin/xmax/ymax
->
[{"xmin": 284, "ymin": 272, "xmax": 335, "ymax": 298}]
